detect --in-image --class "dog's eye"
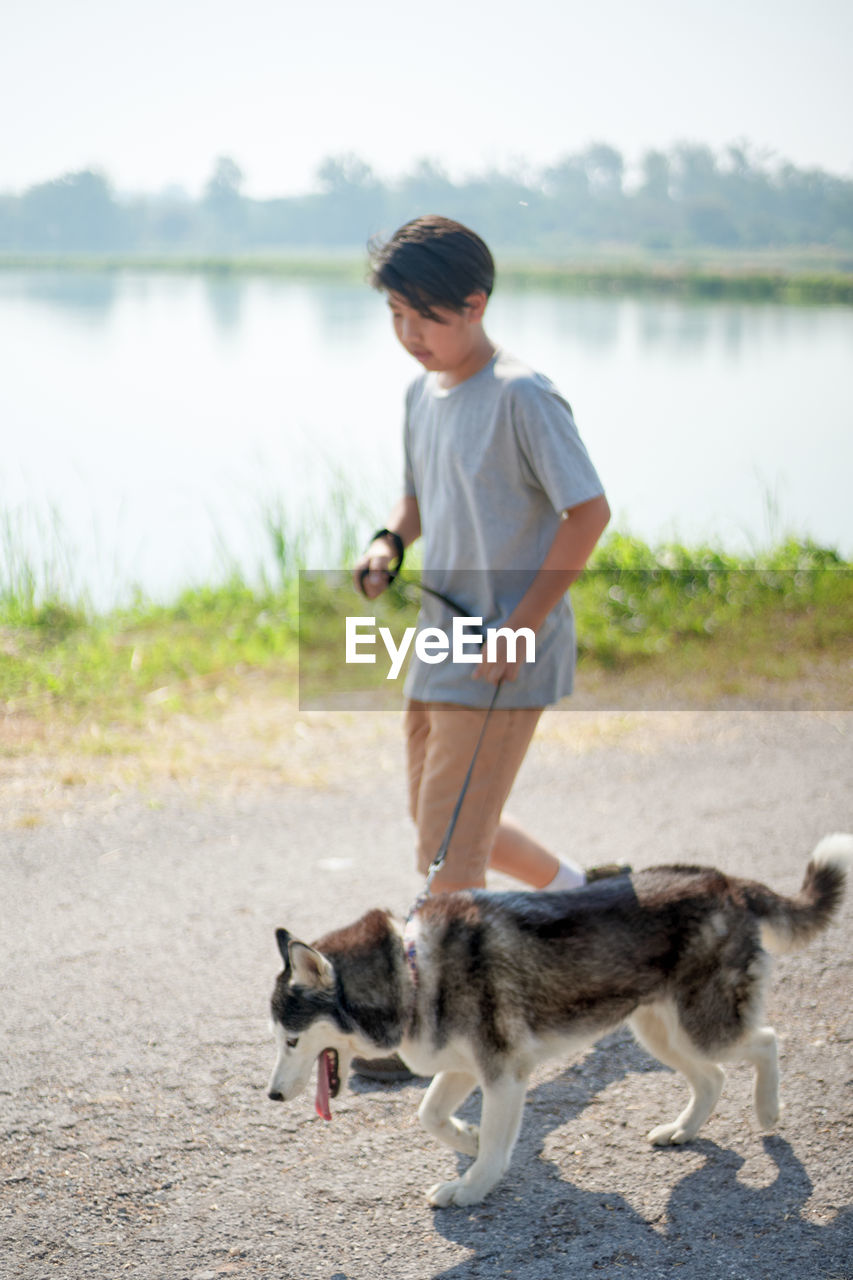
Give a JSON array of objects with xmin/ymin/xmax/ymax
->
[{"xmin": 286, "ymin": 1037, "xmax": 299, "ymax": 1050}]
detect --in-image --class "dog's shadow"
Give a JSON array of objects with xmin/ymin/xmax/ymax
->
[
  {"xmin": 450, "ymin": 1023, "xmax": 663, "ymax": 1155},
  {"xmin": 428, "ymin": 1032, "xmax": 853, "ymax": 1278}
]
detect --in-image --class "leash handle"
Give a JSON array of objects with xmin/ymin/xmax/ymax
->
[
  {"xmin": 358, "ymin": 527, "xmax": 474, "ymax": 615},
  {"xmin": 359, "ymin": 555, "xmax": 469, "ymax": 619}
]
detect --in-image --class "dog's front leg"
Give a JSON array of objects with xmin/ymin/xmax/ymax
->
[
  {"xmin": 427, "ymin": 1075, "xmax": 527, "ymax": 1208},
  {"xmin": 419, "ymin": 1071, "xmax": 479, "ymax": 1156}
]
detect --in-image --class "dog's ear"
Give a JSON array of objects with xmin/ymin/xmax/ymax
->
[
  {"xmin": 275, "ymin": 929, "xmax": 293, "ymax": 973},
  {"xmin": 289, "ymin": 942, "xmax": 335, "ymax": 991}
]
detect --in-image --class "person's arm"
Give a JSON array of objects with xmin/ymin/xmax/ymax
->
[
  {"xmin": 352, "ymin": 494, "xmax": 421, "ymax": 598},
  {"xmin": 474, "ymin": 492, "xmax": 611, "ymax": 684}
]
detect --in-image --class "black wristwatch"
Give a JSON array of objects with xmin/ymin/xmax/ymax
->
[{"xmin": 369, "ymin": 528, "xmax": 405, "ymax": 565}]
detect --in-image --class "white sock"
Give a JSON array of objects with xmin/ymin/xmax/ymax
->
[{"xmin": 543, "ymin": 859, "xmax": 586, "ymax": 891}]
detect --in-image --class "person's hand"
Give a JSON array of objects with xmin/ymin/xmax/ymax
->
[
  {"xmin": 352, "ymin": 537, "xmax": 397, "ymax": 599},
  {"xmin": 471, "ymin": 628, "xmax": 532, "ymax": 685}
]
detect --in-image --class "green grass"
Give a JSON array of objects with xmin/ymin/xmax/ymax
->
[
  {"xmin": 0, "ymin": 470, "xmax": 369, "ymax": 724},
  {"xmin": 499, "ymin": 262, "xmax": 853, "ymax": 305},
  {"xmin": 575, "ymin": 534, "xmax": 850, "ymax": 666},
  {"xmin": 0, "ymin": 580, "xmax": 298, "ymax": 722},
  {"xmin": 2, "ymin": 522, "xmax": 849, "ymax": 726}
]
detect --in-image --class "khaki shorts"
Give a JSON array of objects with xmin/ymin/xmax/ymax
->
[{"xmin": 405, "ymin": 699, "xmax": 543, "ymax": 889}]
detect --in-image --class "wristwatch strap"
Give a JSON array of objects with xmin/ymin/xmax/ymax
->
[{"xmin": 368, "ymin": 528, "xmax": 405, "ymax": 567}]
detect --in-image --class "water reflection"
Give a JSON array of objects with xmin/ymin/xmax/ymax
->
[
  {"xmin": 0, "ymin": 269, "xmax": 119, "ymax": 322},
  {"xmin": 2, "ymin": 268, "xmax": 846, "ymax": 357},
  {"xmin": 202, "ymin": 276, "xmax": 246, "ymax": 333},
  {"xmin": 1, "ymin": 269, "xmax": 850, "ymax": 605}
]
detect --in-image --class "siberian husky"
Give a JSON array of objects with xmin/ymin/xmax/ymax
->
[{"xmin": 268, "ymin": 835, "xmax": 850, "ymax": 1207}]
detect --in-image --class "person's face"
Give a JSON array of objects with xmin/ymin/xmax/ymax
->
[{"xmin": 387, "ymin": 291, "xmax": 488, "ymax": 380}]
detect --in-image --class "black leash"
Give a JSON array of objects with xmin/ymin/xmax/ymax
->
[
  {"xmin": 358, "ymin": 528, "xmax": 502, "ymax": 897},
  {"xmin": 420, "ymin": 677, "xmax": 502, "ymax": 895}
]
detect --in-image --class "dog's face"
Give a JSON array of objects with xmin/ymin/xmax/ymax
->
[{"xmin": 267, "ymin": 929, "xmax": 353, "ymax": 1120}]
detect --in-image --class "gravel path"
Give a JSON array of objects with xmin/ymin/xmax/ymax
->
[{"xmin": 1, "ymin": 706, "xmax": 851, "ymax": 1279}]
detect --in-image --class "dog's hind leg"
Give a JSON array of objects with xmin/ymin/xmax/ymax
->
[
  {"xmin": 419, "ymin": 1071, "xmax": 479, "ymax": 1157},
  {"xmin": 427, "ymin": 1075, "xmax": 527, "ymax": 1208},
  {"xmin": 630, "ymin": 1004, "xmax": 725, "ymax": 1146},
  {"xmin": 737, "ymin": 1025, "xmax": 779, "ymax": 1130}
]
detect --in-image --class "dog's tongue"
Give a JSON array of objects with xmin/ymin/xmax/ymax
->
[{"xmin": 315, "ymin": 1051, "xmax": 333, "ymax": 1122}]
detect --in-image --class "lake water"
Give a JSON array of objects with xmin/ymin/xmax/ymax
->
[{"xmin": 1, "ymin": 270, "xmax": 851, "ymax": 608}]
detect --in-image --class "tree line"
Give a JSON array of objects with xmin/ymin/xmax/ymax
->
[{"xmin": 2, "ymin": 143, "xmax": 851, "ymax": 255}]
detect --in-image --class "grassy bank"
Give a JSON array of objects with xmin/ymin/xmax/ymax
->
[
  {"xmin": 1, "ymin": 534, "xmax": 850, "ymax": 730},
  {"xmin": 2, "ymin": 251, "xmax": 853, "ymax": 305},
  {"xmin": 500, "ymin": 262, "xmax": 853, "ymax": 305},
  {"xmin": 0, "ymin": 579, "xmax": 297, "ymax": 725}
]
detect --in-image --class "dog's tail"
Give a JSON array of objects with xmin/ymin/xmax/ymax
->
[{"xmin": 744, "ymin": 833, "xmax": 852, "ymax": 954}]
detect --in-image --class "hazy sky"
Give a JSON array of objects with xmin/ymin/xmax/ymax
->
[{"xmin": 4, "ymin": 0, "xmax": 852, "ymax": 197}]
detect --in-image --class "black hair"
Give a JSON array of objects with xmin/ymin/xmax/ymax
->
[{"xmin": 368, "ymin": 215, "xmax": 495, "ymax": 320}]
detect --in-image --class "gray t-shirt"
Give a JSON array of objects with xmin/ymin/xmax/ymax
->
[{"xmin": 402, "ymin": 347, "xmax": 605, "ymax": 708}]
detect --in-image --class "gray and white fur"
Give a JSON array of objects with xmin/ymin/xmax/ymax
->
[{"xmin": 268, "ymin": 834, "xmax": 851, "ymax": 1207}]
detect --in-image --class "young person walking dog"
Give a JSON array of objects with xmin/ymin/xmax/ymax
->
[{"xmin": 352, "ymin": 216, "xmax": 616, "ymax": 1076}]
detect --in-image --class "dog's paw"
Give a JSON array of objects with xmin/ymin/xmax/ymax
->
[
  {"xmin": 647, "ymin": 1121, "xmax": 692, "ymax": 1146},
  {"xmin": 756, "ymin": 1100, "xmax": 780, "ymax": 1131},
  {"xmin": 426, "ymin": 1178, "xmax": 484, "ymax": 1209}
]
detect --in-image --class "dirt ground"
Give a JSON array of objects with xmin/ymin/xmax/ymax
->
[{"xmin": 1, "ymin": 693, "xmax": 851, "ymax": 1279}]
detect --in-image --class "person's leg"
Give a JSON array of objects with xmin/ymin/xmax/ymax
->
[
  {"xmin": 405, "ymin": 701, "xmax": 625, "ymax": 895},
  {"xmin": 406, "ymin": 701, "xmax": 543, "ymax": 894},
  {"xmin": 489, "ymin": 815, "xmax": 585, "ymax": 889}
]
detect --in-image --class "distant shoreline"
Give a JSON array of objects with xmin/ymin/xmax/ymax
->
[{"xmin": 2, "ymin": 251, "xmax": 852, "ymax": 304}]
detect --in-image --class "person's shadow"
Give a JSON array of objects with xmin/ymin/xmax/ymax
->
[{"xmin": 427, "ymin": 1032, "xmax": 853, "ymax": 1279}]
